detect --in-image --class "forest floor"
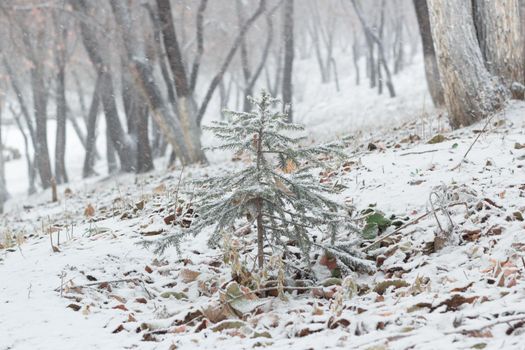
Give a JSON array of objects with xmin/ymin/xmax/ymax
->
[{"xmin": 1, "ymin": 98, "xmax": 525, "ymax": 350}]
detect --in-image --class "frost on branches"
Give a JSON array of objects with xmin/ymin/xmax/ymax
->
[{"xmin": 150, "ymin": 91, "xmax": 374, "ymax": 276}]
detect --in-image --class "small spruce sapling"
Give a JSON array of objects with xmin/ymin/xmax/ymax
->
[{"xmin": 151, "ymin": 91, "xmax": 374, "ymax": 274}]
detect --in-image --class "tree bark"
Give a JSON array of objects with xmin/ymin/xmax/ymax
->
[
  {"xmin": 350, "ymin": 0, "xmax": 395, "ymax": 97},
  {"xmin": 195, "ymin": 0, "xmax": 267, "ymax": 125},
  {"xmin": 11, "ymin": 109, "xmax": 36, "ymax": 195},
  {"xmin": 282, "ymin": 0, "xmax": 294, "ymax": 122},
  {"xmin": 237, "ymin": 1, "xmax": 275, "ymax": 112},
  {"xmin": 83, "ymin": 76, "xmax": 102, "ymax": 178},
  {"xmin": 31, "ymin": 59, "xmax": 53, "ymax": 189},
  {"xmin": 136, "ymin": 105, "xmax": 154, "ymax": 173},
  {"xmin": 427, "ymin": 0, "xmax": 506, "ymax": 128},
  {"xmin": 0, "ymin": 104, "xmax": 8, "ymax": 213},
  {"xmin": 413, "ymin": 0, "xmax": 445, "ymax": 107},
  {"xmin": 71, "ymin": 0, "xmax": 134, "ymax": 173},
  {"xmin": 54, "ymin": 13, "xmax": 68, "ymax": 184},
  {"xmin": 473, "ymin": 0, "xmax": 525, "ymax": 99},
  {"xmin": 117, "ymin": 0, "xmax": 198, "ymax": 164},
  {"xmin": 106, "ymin": 127, "xmax": 118, "ymax": 174}
]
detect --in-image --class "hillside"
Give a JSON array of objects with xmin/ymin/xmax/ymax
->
[{"xmin": 1, "ymin": 97, "xmax": 524, "ymax": 350}]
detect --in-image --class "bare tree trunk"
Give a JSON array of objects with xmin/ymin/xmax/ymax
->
[
  {"xmin": 308, "ymin": 0, "xmax": 335, "ymax": 85},
  {"xmin": 0, "ymin": 104, "xmax": 8, "ymax": 213},
  {"xmin": 2, "ymin": 57, "xmax": 36, "ymax": 148},
  {"xmin": 351, "ymin": 0, "xmax": 395, "ymax": 97},
  {"xmin": 282, "ymin": 0, "xmax": 294, "ymax": 122},
  {"xmin": 83, "ymin": 76, "xmax": 101, "ymax": 178},
  {"xmin": 352, "ymin": 33, "xmax": 360, "ymax": 86},
  {"xmin": 392, "ymin": 2, "xmax": 405, "ymax": 75},
  {"xmin": 106, "ymin": 127, "xmax": 118, "ymax": 175},
  {"xmin": 151, "ymin": 0, "xmax": 204, "ymax": 163},
  {"xmin": 144, "ymin": 3, "xmax": 178, "ymax": 111},
  {"xmin": 54, "ymin": 13, "xmax": 68, "ymax": 184},
  {"xmin": 413, "ymin": 0, "xmax": 445, "ymax": 107},
  {"xmin": 11, "ymin": 109, "xmax": 36, "ymax": 195},
  {"xmin": 365, "ymin": 33, "xmax": 376, "ymax": 88},
  {"xmin": 72, "ymin": 70, "xmax": 88, "ymax": 125},
  {"xmin": 195, "ymin": 0, "xmax": 268, "ymax": 125},
  {"xmin": 377, "ymin": 0, "xmax": 386, "ymax": 95},
  {"xmin": 119, "ymin": 56, "xmax": 153, "ymax": 173},
  {"xmin": 237, "ymin": 1, "xmax": 275, "ymax": 112},
  {"xmin": 428, "ymin": 0, "xmax": 507, "ymax": 128},
  {"xmin": 136, "ymin": 106, "xmax": 154, "ymax": 173},
  {"xmin": 71, "ymin": 0, "xmax": 134, "ymax": 173},
  {"xmin": 473, "ymin": 0, "xmax": 525, "ymax": 99},
  {"xmin": 31, "ymin": 63, "xmax": 53, "ymax": 189}
]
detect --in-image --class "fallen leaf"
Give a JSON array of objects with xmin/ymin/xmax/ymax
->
[
  {"xmin": 462, "ymin": 229, "xmax": 481, "ymax": 242},
  {"xmin": 432, "ymin": 294, "xmax": 478, "ymax": 312},
  {"xmin": 427, "ymin": 134, "xmax": 447, "ymax": 144},
  {"xmin": 373, "ymin": 280, "xmax": 409, "ymax": 295},
  {"xmin": 113, "ymin": 304, "xmax": 129, "ymax": 312},
  {"xmin": 180, "ymin": 268, "xmax": 200, "ymax": 283},
  {"xmin": 112, "ymin": 324, "xmax": 125, "ymax": 334},
  {"xmin": 153, "ymin": 184, "xmax": 166, "ymax": 194},
  {"xmin": 67, "ymin": 304, "xmax": 81, "ymax": 311},
  {"xmin": 84, "ymin": 204, "xmax": 95, "ymax": 217}
]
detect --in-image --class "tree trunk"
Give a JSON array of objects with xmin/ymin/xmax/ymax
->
[
  {"xmin": 155, "ymin": 0, "xmax": 204, "ymax": 163},
  {"xmin": 55, "ymin": 64, "xmax": 68, "ymax": 184},
  {"xmin": 31, "ymin": 64, "xmax": 53, "ymax": 189},
  {"xmin": 282, "ymin": 0, "xmax": 294, "ymax": 122},
  {"xmin": 12, "ymin": 109, "xmax": 36, "ymax": 195},
  {"xmin": 71, "ymin": 0, "xmax": 134, "ymax": 173},
  {"xmin": 352, "ymin": 35, "xmax": 360, "ymax": 86},
  {"xmin": 145, "ymin": 3, "xmax": 178, "ymax": 110},
  {"xmin": 195, "ymin": 0, "xmax": 268, "ymax": 125},
  {"xmin": 0, "ymin": 104, "xmax": 8, "ymax": 213},
  {"xmin": 413, "ymin": 0, "xmax": 445, "ymax": 107},
  {"xmin": 54, "ymin": 16, "xmax": 68, "ymax": 184},
  {"xmin": 115, "ymin": 0, "xmax": 197, "ymax": 164},
  {"xmin": 351, "ymin": 0, "xmax": 395, "ymax": 97},
  {"xmin": 106, "ymin": 127, "xmax": 118, "ymax": 175},
  {"xmin": 473, "ymin": 0, "xmax": 525, "ymax": 99},
  {"xmin": 365, "ymin": 33, "xmax": 376, "ymax": 88},
  {"xmin": 237, "ymin": 1, "xmax": 274, "ymax": 112},
  {"xmin": 136, "ymin": 106, "xmax": 154, "ymax": 173},
  {"xmin": 427, "ymin": 0, "xmax": 507, "ymax": 128},
  {"xmin": 83, "ymin": 76, "xmax": 102, "ymax": 178}
]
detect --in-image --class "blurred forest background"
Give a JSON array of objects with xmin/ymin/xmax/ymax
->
[{"xmin": 0, "ymin": 0, "xmax": 523, "ymax": 211}]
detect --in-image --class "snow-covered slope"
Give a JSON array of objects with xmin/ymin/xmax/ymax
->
[{"xmin": 1, "ymin": 99, "xmax": 524, "ymax": 349}]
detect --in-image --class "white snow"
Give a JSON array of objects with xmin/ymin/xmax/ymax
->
[{"xmin": 2, "ymin": 53, "xmax": 525, "ymax": 350}]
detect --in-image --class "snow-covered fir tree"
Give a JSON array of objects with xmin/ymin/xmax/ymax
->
[{"xmin": 151, "ymin": 91, "xmax": 374, "ymax": 274}]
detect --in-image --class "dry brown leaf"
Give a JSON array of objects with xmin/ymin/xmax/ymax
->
[
  {"xmin": 112, "ymin": 324, "xmax": 125, "ymax": 334},
  {"xmin": 274, "ymin": 178, "xmax": 295, "ymax": 197},
  {"xmin": 109, "ymin": 295, "xmax": 127, "ymax": 303},
  {"xmin": 112, "ymin": 304, "xmax": 129, "ymax": 312},
  {"xmin": 153, "ymin": 184, "xmax": 166, "ymax": 194},
  {"xmin": 67, "ymin": 303, "xmax": 81, "ymax": 311},
  {"xmin": 282, "ymin": 159, "xmax": 297, "ymax": 174},
  {"xmin": 201, "ymin": 304, "xmax": 231, "ymax": 323},
  {"xmin": 180, "ymin": 268, "xmax": 201, "ymax": 283},
  {"xmin": 84, "ymin": 204, "xmax": 95, "ymax": 217},
  {"xmin": 432, "ymin": 294, "xmax": 478, "ymax": 312}
]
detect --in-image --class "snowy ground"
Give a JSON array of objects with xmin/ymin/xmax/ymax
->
[
  {"xmin": 3, "ymin": 56, "xmax": 525, "ymax": 349},
  {"xmin": 1, "ymin": 99, "xmax": 524, "ymax": 350}
]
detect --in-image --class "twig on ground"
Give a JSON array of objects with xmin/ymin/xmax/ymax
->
[
  {"xmin": 451, "ymin": 113, "xmax": 495, "ymax": 171},
  {"xmin": 400, "ymin": 149, "xmax": 439, "ymax": 156},
  {"xmin": 54, "ymin": 276, "xmax": 142, "ymax": 292},
  {"xmin": 445, "ymin": 314, "xmax": 525, "ymax": 335},
  {"xmin": 361, "ymin": 202, "xmax": 467, "ymax": 252}
]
